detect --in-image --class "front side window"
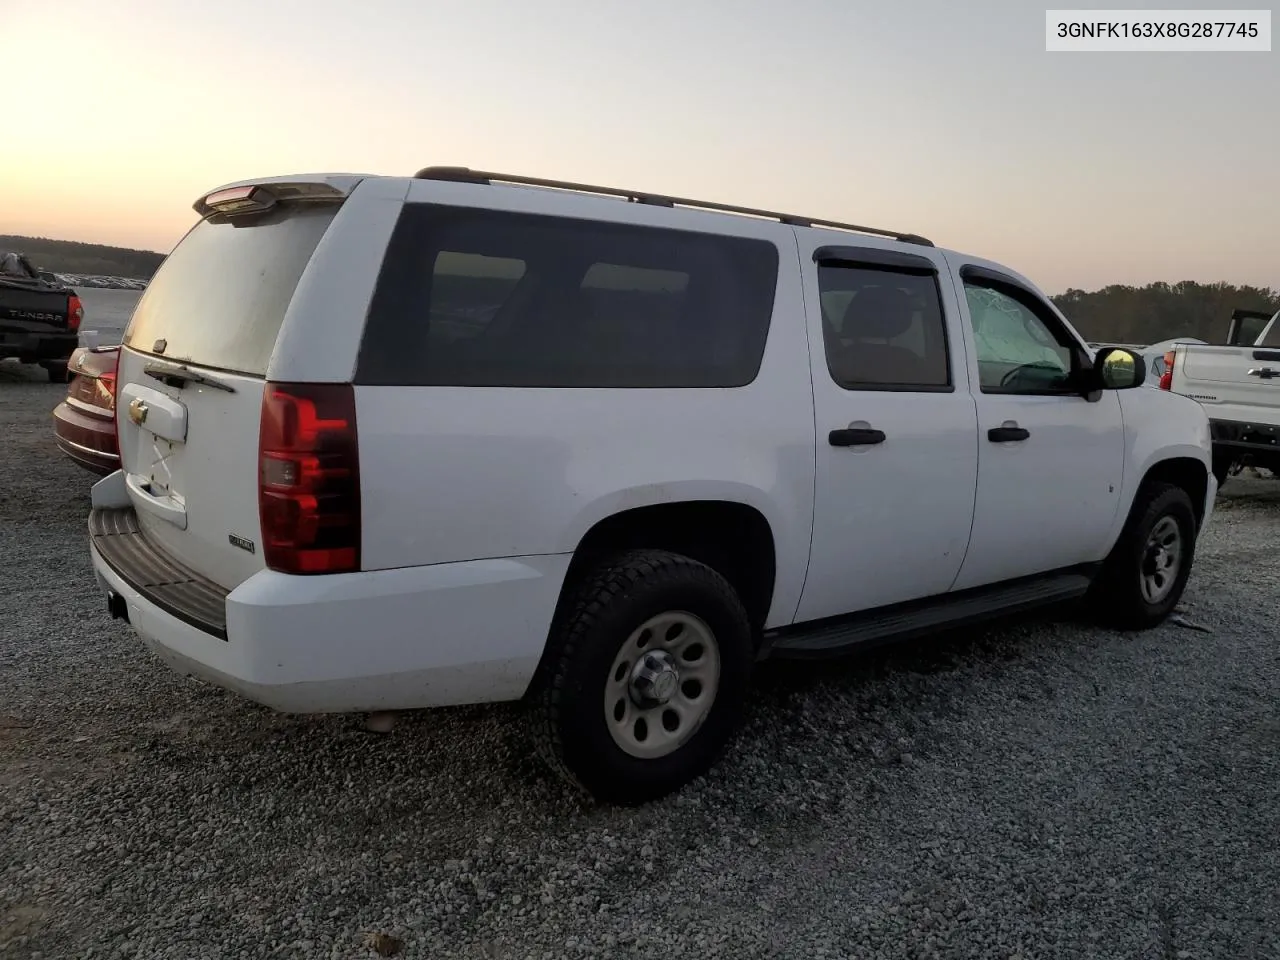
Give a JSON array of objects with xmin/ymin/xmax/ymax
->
[
  {"xmin": 817, "ymin": 264, "xmax": 951, "ymax": 391},
  {"xmin": 962, "ymin": 282, "xmax": 1078, "ymax": 393}
]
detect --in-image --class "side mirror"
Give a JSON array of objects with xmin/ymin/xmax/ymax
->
[{"xmin": 1093, "ymin": 346, "xmax": 1146, "ymax": 390}]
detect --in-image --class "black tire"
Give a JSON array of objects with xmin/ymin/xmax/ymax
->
[
  {"xmin": 45, "ymin": 362, "xmax": 71, "ymax": 384},
  {"xmin": 1091, "ymin": 481, "xmax": 1197, "ymax": 630},
  {"xmin": 1212, "ymin": 454, "xmax": 1234, "ymax": 489},
  {"xmin": 530, "ymin": 549, "xmax": 753, "ymax": 805}
]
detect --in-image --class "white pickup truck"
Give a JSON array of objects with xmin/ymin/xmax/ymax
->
[{"xmin": 1160, "ymin": 308, "xmax": 1280, "ymax": 484}]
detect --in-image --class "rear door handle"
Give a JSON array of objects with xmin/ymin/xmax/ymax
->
[
  {"xmin": 829, "ymin": 427, "xmax": 886, "ymax": 447},
  {"xmin": 988, "ymin": 425, "xmax": 1030, "ymax": 442}
]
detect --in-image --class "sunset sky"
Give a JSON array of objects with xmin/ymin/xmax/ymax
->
[{"xmin": 1, "ymin": 0, "xmax": 1276, "ymax": 294}]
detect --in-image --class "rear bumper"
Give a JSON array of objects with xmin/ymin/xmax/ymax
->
[
  {"xmin": 0, "ymin": 329, "xmax": 76, "ymax": 363},
  {"xmin": 53, "ymin": 401, "xmax": 119, "ymax": 475},
  {"xmin": 1210, "ymin": 418, "xmax": 1280, "ymax": 459},
  {"xmin": 88, "ymin": 505, "xmax": 571, "ymax": 713}
]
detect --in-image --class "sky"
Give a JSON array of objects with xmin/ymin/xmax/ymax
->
[{"xmin": 0, "ymin": 0, "xmax": 1276, "ymax": 295}]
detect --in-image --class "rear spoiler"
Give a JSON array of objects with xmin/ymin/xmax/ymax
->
[
  {"xmin": 192, "ymin": 174, "xmax": 369, "ymax": 218},
  {"xmin": 1226, "ymin": 307, "xmax": 1277, "ymax": 346}
]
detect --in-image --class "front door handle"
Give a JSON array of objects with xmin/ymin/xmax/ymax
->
[
  {"xmin": 988, "ymin": 425, "xmax": 1030, "ymax": 442},
  {"xmin": 829, "ymin": 427, "xmax": 886, "ymax": 447},
  {"xmin": 1247, "ymin": 367, "xmax": 1280, "ymax": 379}
]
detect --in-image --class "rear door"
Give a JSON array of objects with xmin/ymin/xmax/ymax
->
[
  {"xmin": 112, "ymin": 183, "xmax": 362, "ymax": 590},
  {"xmin": 793, "ymin": 237, "xmax": 979, "ymax": 623}
]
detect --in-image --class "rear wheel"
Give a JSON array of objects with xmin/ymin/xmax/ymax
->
[
  {"xmin": 530, "ymin": 549, "xmax": 753, "ymax": 804},
  {"xmin": 44, "ymin": 362, "xmax": 71, "ymax": 384},
  {"xmin": 1212, "ymin": 453, "xmax": 1235, "ymax": 489},
  {"xmin": 1091, "ymin": 481, "xmax": 1197, "ymax": 630}
]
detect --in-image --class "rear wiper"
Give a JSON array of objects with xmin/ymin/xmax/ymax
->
[{"xmin": 143, "ymin": 362, "xmax": 236, "ymax": 393}]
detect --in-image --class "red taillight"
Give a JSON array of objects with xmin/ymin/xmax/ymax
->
[
  {"xmin": 258, "ymin": 382, "xmax": 360, "ymax": 575},
  {"xmin": 1158, "ymin": 350, "xmax": 1175, "ymax": 390},
  {"xmin": 67, "ymin": 295, "xmax": 84, "ymax": 333},
  {"xmin": 204, "ymin": 185, "xmax": 277, "ymax": 216},
  {"xmin": 103, "ymin": 358, "xmax": 120, "ymax": 453}
]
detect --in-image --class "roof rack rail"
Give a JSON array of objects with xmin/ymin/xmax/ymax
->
[{"xmin": 413, "ymin": 166, "xmax": 933, "ymax": 247}]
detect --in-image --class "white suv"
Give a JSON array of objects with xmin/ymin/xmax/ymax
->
[{"xmin": 88, "ymin": 167, "xmax": 1217, "ymax": 803}]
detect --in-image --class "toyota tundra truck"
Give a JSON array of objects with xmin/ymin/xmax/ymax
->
[{"xmin": 0, "ymin": 251, "xmax": 85, "ymax": 381}]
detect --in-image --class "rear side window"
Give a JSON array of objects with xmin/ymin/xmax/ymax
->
[
  {"xmin": 123, "ymin": 204, "xmax": 338, "ymax": 376},
  {"xmin": 356, "ymin": 205, "xmax": 780, "ymax": 387},
  {"xmin": 817, "ymin": 264, "xmax": 951, "ymax": 391}
]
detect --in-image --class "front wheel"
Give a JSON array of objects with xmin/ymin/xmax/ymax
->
[
  {"xmin": 1091, "ymin": 481, "xmax": 1197, "ymax": 630},
  {"xmin": 529, "ymin": 549, "xmax": 753, "ymax": 805}
]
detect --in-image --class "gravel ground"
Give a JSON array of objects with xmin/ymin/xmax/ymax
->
[{"xmin": 3, "ymin": 364, "xmax": 1279, "ymax": 960}]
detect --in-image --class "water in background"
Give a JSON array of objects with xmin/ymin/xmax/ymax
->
[{"xmin": 77, "ymin": 288, "xmax": 142, "ymax": 347}]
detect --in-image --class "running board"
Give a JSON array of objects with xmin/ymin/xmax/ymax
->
[{"xmin": 763, "ymin": 569, "xmax": 1095, "ymax": 660}]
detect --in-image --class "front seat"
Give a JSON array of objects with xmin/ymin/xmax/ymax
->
[{"xmin": 829, "ymin": 286, "xmax": 926, "ymax": 386}]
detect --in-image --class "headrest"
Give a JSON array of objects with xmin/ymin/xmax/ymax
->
[{"xmin": 840, "ymin": 285, "xmax": 915, "ymax": 341}]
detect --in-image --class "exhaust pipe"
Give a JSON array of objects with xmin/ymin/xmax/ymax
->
[{"xmin": 106, "ymin": 590, "xmax": 129, "ymax": 623}]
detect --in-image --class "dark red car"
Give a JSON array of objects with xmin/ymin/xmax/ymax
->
[{"xmin": 52, "ymin": 345, "xmax": 120, "ymax": 475}]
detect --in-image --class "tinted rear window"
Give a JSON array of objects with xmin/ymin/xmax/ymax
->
[
  {"xmin": 356, "ymin": 205, "xmax": 779, "ymax": 387},
  {"xmin": 1260, "ymin": 314, "xmax": 1280, "ymax": 347},
  {"xmin": 123, "ymin": 204, "xmax": 338, "ymax": 376}
]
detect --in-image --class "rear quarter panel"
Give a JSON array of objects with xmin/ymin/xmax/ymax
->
[
  {"xmin": 267, "ymin": 177, "xmax": 413, "ymax": 384},
  {"xmin": 1171, "ymin": 343, "xmax": 1280, "ymax": 428},
  {"xmin": 353, "ymin": 188, "xmax": 817, "ymax": 630}
]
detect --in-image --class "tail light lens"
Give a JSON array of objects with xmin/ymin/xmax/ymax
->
[
  {"xmin": 100, "ymin": 370, "xmax": 117, "ymax": 407},
  {"xmin": 258, "ymin": 383, "xmax": 361, "ymax": 575},
  {"xmin": 67, "ymin": 295, "xmax": 84, "ymax": 333},
  {"xmin": 104, "ymin": 356, "xmax": 120, "ymax": 454},
  {"xmin": 91, "ymin": 363, "xmax": 118, "ymax": 414},
  {"xmin": 1158, "ymin": 350, "xmax": 1175, "ymax": 390},
  {"xmin": 68, "ymin": 351, "xmax": 119, "ymax": 414}
]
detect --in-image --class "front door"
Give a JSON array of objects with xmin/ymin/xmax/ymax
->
[
  {"xmin": 793, "ymin": 239, "xmax": 979, "ymax": 625},
  {"xmin": 945, "ymin": 257, "xmax": 1124, "ymax": 592}
]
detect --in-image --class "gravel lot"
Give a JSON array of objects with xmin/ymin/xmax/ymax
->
[{"xmin": 3, "ymin": 363, "xmax": 1279, "ymax": 960}]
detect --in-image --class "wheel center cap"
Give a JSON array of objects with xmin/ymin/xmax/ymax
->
[{"xmin": 630, "ymin": 651, "xmax": 679, "ymax": 706}]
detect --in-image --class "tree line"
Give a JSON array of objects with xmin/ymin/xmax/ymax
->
[
  {"xmin": 1052, "ymin": 281, "xmax": 1280, "ymax": 345},
  {"xmin": 0, "ymin": 235, "xmax": 165, "ymax": 280}
]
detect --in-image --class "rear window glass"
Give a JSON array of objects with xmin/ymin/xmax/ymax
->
[
  {"xmin": 356, "ymin": 205, "xmax": 779, "ymax": 388},
  {"xmin": 123, "ymin": 204, "xmax": 338, "ymax": 376},
  {"xmin": 1260, "ymin": 314, "xmax": 1280, "ymax": 347}
]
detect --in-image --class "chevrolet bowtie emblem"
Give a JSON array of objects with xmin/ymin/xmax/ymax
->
[{"xmin": 128, "ymin": 398, "xmax": 149, "ymax": 426}]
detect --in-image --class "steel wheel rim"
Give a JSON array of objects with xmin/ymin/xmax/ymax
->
[
  {"xmin": 1140, "ymin": 515, "xmax": 1182, "ymax": 605},
  {"xmin": 604, "ymin": 611, "xmax": 721, "ymax": 760}
]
